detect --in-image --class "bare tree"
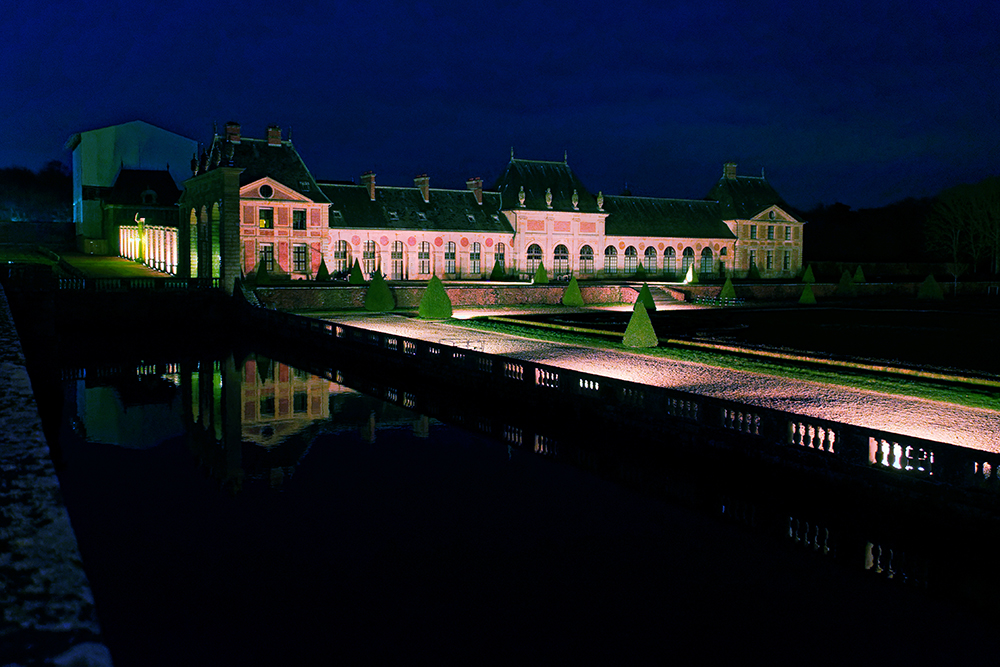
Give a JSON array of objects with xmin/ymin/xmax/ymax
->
[{"xmin": 925, "ymin": 176, "xmax": 1000, "ymax": 276}]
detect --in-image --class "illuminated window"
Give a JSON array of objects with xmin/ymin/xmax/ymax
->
[
  {"xmin": 553, "ymin": 244, "xmax": 568, "ymax": 275},
  {"xmin": 259, "ymin": 243, "xmax": 274, "ymax": 272},
  {"xmin": 418, "ymin": 241, "xmax": 430, "ymax": 274},
  {"xmin": 495, "ymin": 243, "xmax": 506, "ymax": 273},
  {"xmin": 749, "ymin": 249, "xmax": 757, "ymax": 269},
  {"xmin": 645, "ymin": 247, "xmax": 658, "ymax": 274},
  {"xmin": 470, "ymin": 242, "xmax": 481, "ymax": 275},
  {"xmin": 363, "ymin": 240, "xmax": 377, "ymax": 276},
  {"xmin": 259, "ymin": 208, "xmax": 274, "ymax": 229},
  {"xmin": 767, "ymin": 225, "xmax": 775, "ymax": 240},
  {"xmin": 783, "ymin": 251, "xmax": 791, "ymax": 270},
  {"xmin": 785, "ymin": 226, "xmax": 792, "ymax": 241},
  {"xmin": 293, "ymin": 244, "xmax": 308, "ymax": 272},
  {"xmin": 445, "ymin": 241, "xmax": 457, "ymax": 274},
  {"xmin": 681, "ymin": 247, "xmax": 695, "ymax": 275},
  {"xmin": 624, "ymin": 246, "xmax": 638, "ymax": 274},
  {"xmin": 604, "ymin": 246, "xmax": 617, "ymax": 274},
  {"xmin": 526, "ymin": 244, "xmax": 542, "ymax": 273},
  {"xmin": 664, "ymin": 247, "xmax": 676, "ymax": 275},
  {"xmin": 334, "ymin": 239, "xmax": 349, "ymax": 272},
  {"xmin": 700, "ymin": 247, "xmax": 713, "ymax": 274},
  {"xmin": 391, "ymin": 241, "xmax": 404, "ymax": 280},
  {"xmin": 579, "ymin": 245, "xmax": 594, "ymax": 274},
  {"xmin": 749, "ymin": 224, "xmax": 757, "ymax": 240},
  {"xmin": 766, "ymin": 250, "xmax": 774, "ymax": 270},
  {"xmin": 293, "ymin": 210, "xmax": 306, "ymax": 230}
]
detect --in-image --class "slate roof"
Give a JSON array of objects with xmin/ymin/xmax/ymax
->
[
  {"xmin": 106, "ymin": 169, "xmax": 181, "ymax": 206},
  {"xmin": 602, "ymin": 196, "xmax": 736, "ymax": 239},
  {"xmin": 706, "ymin": 174, "xmax": 800, "ymax": 221},
  {"xmin": 493, "ymin": 158, "xmax": 601, "ymax": 213},
  {"xmin": 202, "ymin": 135, "xmax": 329, "ymax": 203},
  {"xmin": 318, "ymin": 183, "xmax": 514, "ymax": 233}
]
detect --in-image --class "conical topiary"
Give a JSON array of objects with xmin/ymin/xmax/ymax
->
[
  {"xmin": 634, "ymin": 262, "xmax": 647, "ymax": 280},
  {"xmin": 623, "ymin": 302, "xmax": 658, "ymax": 348},
  {"xmin": 533, "ymin": 261, "xmax": 549, "ymax": 284},
  {"xmin": 747, "ymin": 263, "xmax": 761, "ymax": 280},
  {"xmin": 255, "ymin": 261, "xmax": 271, "ymax": 286},
  {"xmin": 490, "ymin": 260, "xmax": 504, "ymax": 281},
  {"xmin": 561, "ymin": 276, "xmax": 584, "ymax": 306},
  {"xmin": 799, "ymin": 283, "xmax": 817, "ymax": 304},
  {"xmin": 419, "ymin": 275, "xmax": 453, "ymax": 319},
  {"xmin": 918, "ymin": 274, "xmax": 944, "ymax": 300},
  {"xmin": 315, "ymin": 258, "xmax": 331, "ymax": 282},
  {"xmin": 853, "ymin": 266, "xmax": 866, "ymax": 283},
  {"xmin": 636, "ymin": 282, "xmax": 656, "ymax": 311},
  {"xmin": 720, "ymin": 276, "xmax": 736, "ymax": 300},
  {"xmin": 364, "ymin": 270, "xmax": 395, "ymax": 311},
  {"xmin": 802, "ymin": 264, "xmax": 815, "ymax": 283},
  {"xmin": 348, "ymin": 258, "xmax": 365, "ymax": 284},
  {"xmin": 684, "ymin": 264, "xmax": 699, "ymax": 284},
  {"xmin": 836, "ymin": 270, "xmax": 857, "ymax": 297}
]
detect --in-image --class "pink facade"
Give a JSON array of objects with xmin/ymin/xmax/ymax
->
[{"xmin": 239, "ymin": 178, "xmax": 328, "ymax": 278}]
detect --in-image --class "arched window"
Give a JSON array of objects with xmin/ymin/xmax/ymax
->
[
  {"xmin": 189, "ymin": 209, "xmax": 199, "ymax": 278},
  {"xmin": 391, "ymin": 240, "xmax": 404, "ymax": 280},
  {"xmin": 579, "ymin": 245, "xmax": 594, "ymax": 274},
  {"xmin": 624, "ymin": 246, "xmax": 638, "ymax": 274},
  {"xmin": 470, "ymin": 242, "xmax": 481, "ymax": 275},
  {"xmin": 334, "ymin": 240, "xmax": 350, "ymax": 273},
  {"xmin": 418, "ymin": 241, "xmax": 431, "ymax": 274},
  {"xmin": 719, "ymin": 247, "xmax": 728, "ymax": 274},
  {"xmin": 553, "ymin": 244, "xmax": 569, "ymax": 275},
  {"xmin": 700, "ymin": 247, "xmax": 714, "ymax": 274},
  {"xmin": 526, "ymin": 243, "xmax": 543, "ymax": 273},
  {"xmin": 645, "ymin": 247, "xmax": 658, "ymax": 274},
  {"xmin": 681, "ymin": 247, "xmax": 695, "ymax": 275},
  {"xmin": 495, "ymin": 242, "xmax": 506, "ymax": 273},
  {"xmin": 363, "ymin": 240, "xmax": 377, "ymax": 277},
  {"xmin": 663, "ymin": 246, "xmax": 676, "ymax": 276},
  {"xmin": 445, "ymin": 241, "xmax": 456, "ymax": 274},
  {"xmin": 604, "ymin": 245, "xmax": 618, "ymax": 274}
]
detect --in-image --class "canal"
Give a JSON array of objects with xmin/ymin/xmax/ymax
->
[{"xmin": 29, "ymin": 341, "xmax": 1000, "ymax": 666}]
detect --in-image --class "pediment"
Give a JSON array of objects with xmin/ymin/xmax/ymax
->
[
  {"xmin": 241, "ymin": 177, "xmax": 313, "ymax": 203},
  {"xmin": 753, "ymin": 205, "xmax": 793, "ymax": 222}
]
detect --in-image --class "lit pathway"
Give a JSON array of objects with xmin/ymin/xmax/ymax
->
[
  {"xmin": 319, "ymin": 313, "xmax": 1000, "ymax": 453},
  {"xmin": 59, "ymin": 252, "xmax": 169, "ymax": 278}
]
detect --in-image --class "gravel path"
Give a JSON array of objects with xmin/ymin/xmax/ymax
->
[{"xmin": 324, "ymin": 313, "xmax": 1000, "ymax": 452}]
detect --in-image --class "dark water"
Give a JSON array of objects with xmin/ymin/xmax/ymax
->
[{"xmin": 49, "ymin": 354, "xmax": 1000, "ymax": 666}]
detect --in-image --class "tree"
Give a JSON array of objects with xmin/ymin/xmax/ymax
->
[
  {"xmin": 561, "ymin": 276, "xmax": 584, "ymax": 306},
  {"xmin": 636, "ymin": 283, "xmax": 656, "ymax": 310},
  {"xmin": 719, "ymin": 277, "xmax": 736, "ymax": 300},
  {"xmin": 490, "ymin": 260, "xmax": 504, "ymax": 281},
  {"xmin": 925, "ymin": 177, "xmax": 1000, "ymax": 275},
  {"xmin": 623, "ymin": 303, "xmax": 658, "ymax": 348},
  {"xmin": 419, "ymin": 275, "xmax": 453, "ymax": 319},
  {"xmin": 918, "ymin": 274, "xmax": 944, "ymax": 300},
  {"xmin": 853, "ymin": 266, "xmax": 866, "ymax": 283},
  {"xmin": 799, "ymin": 284, "xmax": 817, "ymax": 304},
  {"xmin": 364, "ymin": 270, "xmax": 394, "ymax": 311},
  {"xmin": 348, "ymin": 259, "xmax": 365, "ymax": 284},
  {"xmin": 634, "ymin": 262, "xmax": 647, "ymax": 280},
  {"xmin": 315, "ymin": 258, "xmax": 331, "ymax": 281},
  {"xmin": 533, "ymin": 261, "xmax": 549, "ymax": 284},
  {"xmin": 0, "ymin": 160, "xmax": 72, "ymax": 221},
  {"xmin": 801, "ymin": 265, "xmax": 815, "ymax": 283},
  {"xmin": 835, "ymin": 270, "xmax": 856, "ymax": 297}
]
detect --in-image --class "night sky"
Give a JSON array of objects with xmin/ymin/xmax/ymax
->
[{"xmin": 4, "ymin": 0, "xmax": 998, "ymax": 210}]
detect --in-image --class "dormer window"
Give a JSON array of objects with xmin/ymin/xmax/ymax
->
[
  {"xmin": 141, "ymin": 189, "xmax": 157, "ymax": 204},
  {"xmin": 467, "ymin": 214, "xmax": 476, "ymax": 224},
  {"xmin": 330, "ymin": 210, "xmax": 344, "ymax": 227},
  {"xmin": 388, "ymin": 211, "xmax": 399, "ymax": 221},
  {"xmin": 417, "ymin": 212, "xmax": 428, "ymax": 222},
  {"xmin": 299, "ymin": 180, "xmax": 310, "ymax": 192}
]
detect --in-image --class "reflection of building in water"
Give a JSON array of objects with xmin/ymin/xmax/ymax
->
[
  {"xmin": 70, "ymin": 364, "xmax": 184, "ymax": 449},
  {"xmin": 240, "ymin": 355, "xmax": 335, "ymax": 448}
]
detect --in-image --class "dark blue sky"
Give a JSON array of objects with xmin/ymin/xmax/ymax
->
[{"xmin": 4, "ymin": 0, "xmax": 998, "ymax": 209}]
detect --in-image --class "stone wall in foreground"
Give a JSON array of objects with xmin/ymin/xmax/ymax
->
[{"xmin": 0, "ymin": 285, "xmax": 112, "ymax": 666}]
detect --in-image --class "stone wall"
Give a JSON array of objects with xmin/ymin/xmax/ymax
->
[{"xmin": 0, "ymin": 285, "xmax": 111, "ymax": 665}]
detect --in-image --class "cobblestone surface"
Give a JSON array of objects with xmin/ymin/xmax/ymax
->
[
  {"xmin": 0, "ymin": 286, "xmax": 111, "ymax": 666},
  {"xmin": 324, "ymin": 313, "xmax": 1000, "ymax": 452}
]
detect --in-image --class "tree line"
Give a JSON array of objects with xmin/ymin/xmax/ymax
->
[{"xmin": 0, "ymin": 160, "xmax": 72, "ymax": 222}]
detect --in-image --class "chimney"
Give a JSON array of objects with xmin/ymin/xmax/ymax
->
[
  {"xmin": 466, "ymin": 177, "xmax": 483, "ymax": 205},
  {"xmin": 414, "ymin": 174, "xmax": 430, "ymax": 203},
  {"xmin": 723, "ymin": 162, "xmax": 737, "ymax": 179},
  {"xmin": 361, "ymin": 171, "xmax": 376, "ymax": 201},
  {"xmin": 225, "ymin": 121, "xmax": 241, "ymax": 144},
  {"xmin": 267, "ymin": 125, "xmax": 282, "ymax": 146}
]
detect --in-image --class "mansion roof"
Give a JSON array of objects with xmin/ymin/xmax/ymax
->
[
  {"xmin": 200, "ymin": 135, "xmax": 329, "ymax": 204},
  {"xmin": 602, "ymin": 196, "xmax": 736, "ymax": 239},
  {"xmin": 494, "ymin": 158, "xmax": 601, "ymax": 213},
  {"xmin": 706, "ymin": 174, "xmax": 801, "ymax": 222},
  {"xmin": 106, "ymin": 169, "xmax": 181, "ymax": 206}
]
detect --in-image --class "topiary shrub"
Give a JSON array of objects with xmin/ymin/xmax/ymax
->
[
  {"xmin": 634, "ymin": 262, "xmax": 647, "ymax": 280},
  {"xmin": 419, "ymin": 275, "xmax": 453, "ymax": 319},
  {"xmin": 684, "ymin": 264, "xmax": 699, "ymax": 284},
  {"xmin": 255, "ymin": 261, "xmax": 271, "ymax": 286},
  {"xmin": 637, "ymin": 282, "xmax": 656, "ymax": 311},
  {"xmin": 720, "ymin": 277, "xmax": 736, "ymax": 300},
  {"xmin": 836, "ymin": 270, "xmax": 857, "ymax": 297},
  {"xmin": 747, "ymin": 263, "xmax": 761, "ymax": 280},
  {"xmin": 623, "ymin": 302, "xmax": 658, "ymax": 348},
  {"xmin": 348, "ymin": 259, "xmax": 365, "ymax": 285},
  {"xmin": 490, "ymin": 261, "xmax": 504, "ymax": 281},
  {"xmin": 918, "ymin": 274, "xmax": 944, "ymax": 300},
  {"xmin": 799, "ymin": 283, "xmax": 817, "ymax": 304},
  {"xmin": 853, "ymin": 266, "xmax": 866, "ymax": 283},
  {"xmin": 562, "ymin": 276, "xmax": 584, "ymax": 306},
  {"xmin": 533, "ymin": 261, "xmax": 549, "ymax": 284},
  {"xmin": 801, "ymin": 265, "xmax": 815, "ymax": 283},
  {"xmin": 364, "ymin": 270, "xmax": 395, "ymax": 311},
  {"xmin": 315, "ymin": 258, "xmax": 331, "ymax": 282}
]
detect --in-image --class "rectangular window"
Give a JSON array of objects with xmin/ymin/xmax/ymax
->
[
  {"xmin": 767, "ymin": 225, "xmax": 775, "ymax": 240},
  {"xmin": 260, "ymin": 396, "xmax": 275, "ymax": 417},
  {"xmin": 445, "ymin": 242, "xmax": 456, "ymax": 274},
  {"xmin": 470, "ymin": 242, "xmax": 481, "ymax": 275},
  {"xmin": 293, "ymin": 210, "xmax": 306, "ymax": 230},
  {"xmin": 749, "ymin": 249, "xmax": 756, "ymax": 270},
  {"xmin": 495, "ymin": 243, "xmax": 506, "ymax": 272},
  {"xmin": 293, "ymin": 244, "xmax": 308, "ymax": 272},
  {"xmin": 783, "ymin": 251, "xmax": 791, "ymax": 270},
  {"xmin": 766, "ymin": 250, "xmax": 774, "ymax": 270},
  {"xmin": 330, "ymin": 210, "xmax": 344, "ymax": 228},
  {"xmin": 260, "ymin": 243, "xmax": 274, "ymax": 272},
  {"xmin": 749, "ymin": 224, "xmax": 757, "ymax": 240},
  {"xmin": 259, "ymin": 208, "xmax": 274, "ymax": 229},
  {"xmin": 293, "ymin": 392, "xmax": 308, "ymax": 413},
  {"xmin": 418, "ymin": 242, "xmax": 430, "ymax": 274},
  {"xmin": 785, "ymin": 226, "xmax": 792, "ymax": 241}
]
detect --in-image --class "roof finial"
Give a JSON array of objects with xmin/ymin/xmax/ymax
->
[
  {"xmin": 511, "ymin": 146, "xmax": 514, "ymax": 159},
  {"xmin": 761, "ymin": 166, "xmax": 766, "ymax": 178},
  {"xmin": 288, "ymin": 126, "xmax": 293, "ymax": 142},
  {"xmin": 564, "ymin": 150, "xmax": 568, "ymax": 164}
]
